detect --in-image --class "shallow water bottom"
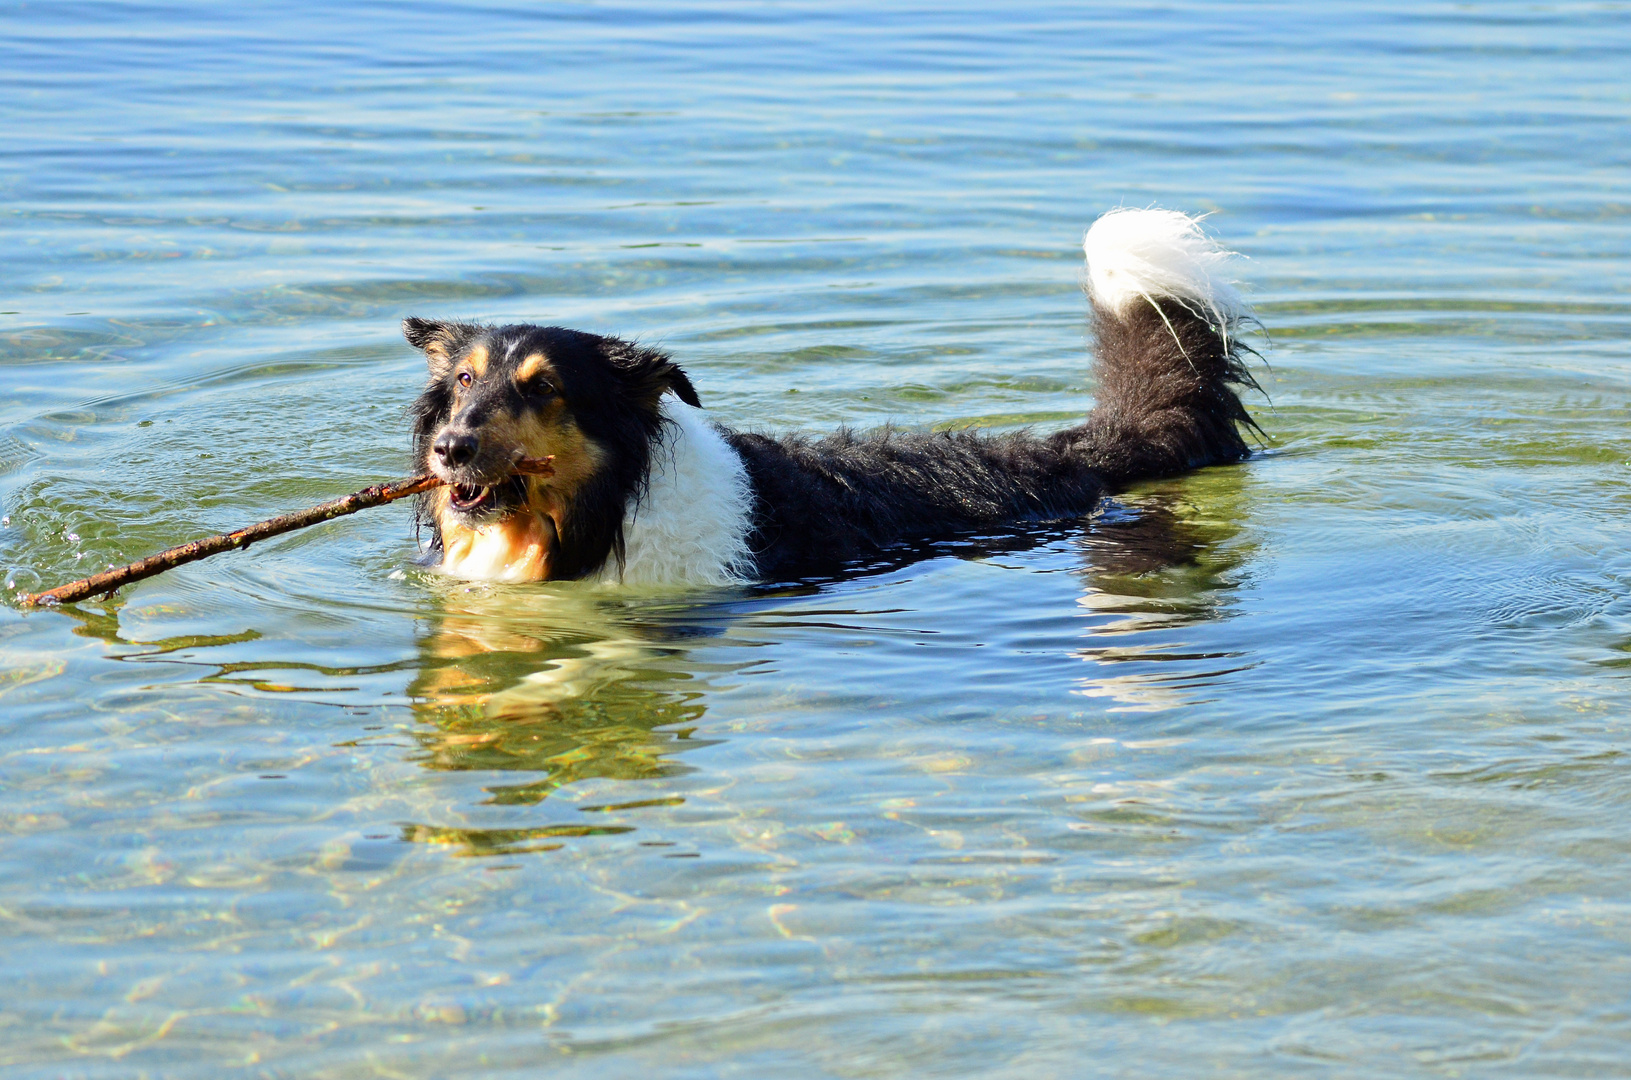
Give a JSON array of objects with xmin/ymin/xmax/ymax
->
[{"xmin": 8, "ymin": 0, "xmax": 1631, "ymax": 1074}]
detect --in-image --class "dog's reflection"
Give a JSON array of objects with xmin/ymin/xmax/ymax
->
[
  {"xmin": 1070, "ymin": 476, "xmax": 1255, "ymax": 711},
  {"xmin": 405, "ymin": 479, "xmax": 1253, "ymax": 825},
  {"xmin": 406, "ymin": 586, "xmax": 725, "ymax": 812}
]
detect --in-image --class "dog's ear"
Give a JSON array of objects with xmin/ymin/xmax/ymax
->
[
  {"xmin": 605, "ymin": 341, "xmax": 703, "ymax": 410},
  {"xmin": 402, "ymin": 318, "xmax": 482, "ymax": 377},
  {"xmin": 601, "ymin": 341, "xmax": 702, "ymax": 409},
  {"xmin": 660, "ymin": 364, "xmax": 703, "ymax": 408}
]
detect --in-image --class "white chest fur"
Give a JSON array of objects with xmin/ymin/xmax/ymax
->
[{"xmin": 598, "ymin": 396, "xmax": 756, "ymax": 587}]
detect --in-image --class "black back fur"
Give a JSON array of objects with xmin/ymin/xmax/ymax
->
[{"xmin": 726, "ymin": 296, "xmax": 1257, "ymax": 579}]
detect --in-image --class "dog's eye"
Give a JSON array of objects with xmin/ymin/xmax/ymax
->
[
  {"xmin": 457, "ymin": 371, "xmax": 473, "ymax": 388},
  {"xmin": 533, "ymin": 379, "xmax": 556, "ymax": 398}
]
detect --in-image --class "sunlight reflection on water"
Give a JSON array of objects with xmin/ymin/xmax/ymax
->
[{"xmin": 4, "ymin": 1, "xmax": 1631, "ymax": 1076}]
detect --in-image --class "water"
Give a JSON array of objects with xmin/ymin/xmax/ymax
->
[{"xmin": 4, "ymin": 1, "xmax": 1631, "ymax": 1075}]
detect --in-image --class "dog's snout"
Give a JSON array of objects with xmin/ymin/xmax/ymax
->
[{"xmin": 434, "ymin": 430, "xmax": 479, "ymax": 468}]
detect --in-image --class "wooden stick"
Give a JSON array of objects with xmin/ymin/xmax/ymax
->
[{"xmin": 15, "ymin": 457, "xmax": 554, "ymax": 608}]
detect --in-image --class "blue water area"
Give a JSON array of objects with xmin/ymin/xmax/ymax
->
[{"xmin": 4, "ymin": 2, "xmax": 1631, "ymax": 1075}]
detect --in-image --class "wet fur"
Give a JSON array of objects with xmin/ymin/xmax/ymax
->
[
  {"xmin": 722, "ymin": 298, "xmax": 1255, "ymax": 578},
  {"xmin": 407, "ymin": 211, "xmax": 1259, "ymax": 586}
]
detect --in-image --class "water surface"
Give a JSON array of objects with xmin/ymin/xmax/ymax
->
[{"xmin": 5, "ymin": 2, "xmax": 1631, "ymax": 1076}]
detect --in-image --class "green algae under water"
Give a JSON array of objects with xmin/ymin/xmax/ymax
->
[{"xmin": 4, "ymin": 3, "xmax": 1631, "ymax": 1076}]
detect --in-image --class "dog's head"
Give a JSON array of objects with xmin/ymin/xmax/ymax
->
[{"xmin": 405, "ymin": 319, "xmax": 700, "ymax": 581}]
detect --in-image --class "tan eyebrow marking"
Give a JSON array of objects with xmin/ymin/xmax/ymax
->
[
  {"xmin": 464, "ymin": 345, "xmax": 489, "ymax": 378},
  {"xmin": 514, "ymin": 352, "xmax": 550, "ymax": 384}
]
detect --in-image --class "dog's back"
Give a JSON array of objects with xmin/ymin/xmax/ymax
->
[{"xmin": 720, "ymin": 209, "xmax": 1258, "ymax": 579}]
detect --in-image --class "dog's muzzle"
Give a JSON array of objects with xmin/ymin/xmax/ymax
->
[{"xmin": 431, "ymin": 426, "xmax": 524, "ymax": 516}]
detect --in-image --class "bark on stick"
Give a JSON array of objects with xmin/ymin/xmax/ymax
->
[{"xmin": 15, "ymin": 457, "xmax": 554, "ymax": 608}]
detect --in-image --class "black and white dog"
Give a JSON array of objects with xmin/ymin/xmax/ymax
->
[{"xmin": 404, "ymin": 208, "xmax": 1258, "ymax": 585}]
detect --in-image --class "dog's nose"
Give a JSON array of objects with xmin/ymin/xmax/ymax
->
[{"xmin": 434, "ymin": 430, "xmax": 478, "ymax": 467}]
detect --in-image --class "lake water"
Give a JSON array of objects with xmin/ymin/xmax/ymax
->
[{"xmin": 5, "ymin": 2, "xmax": 1631, "ymax": 1075}]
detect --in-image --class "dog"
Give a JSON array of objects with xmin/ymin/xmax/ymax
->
[{"xmin": 404, "ymin": 208, "xmax": 1259, "ymax": 586}]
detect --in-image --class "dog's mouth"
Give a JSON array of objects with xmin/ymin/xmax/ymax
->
[
  {"xmin": 448, "ymin": 483, "xmax": 497, "ymax": 514},
  {"xmin": 444, "ymin": 475, "xmax": 530, "ymax": 520}
]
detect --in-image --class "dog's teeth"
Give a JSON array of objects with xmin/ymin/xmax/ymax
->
[{"xmin": 450, "ymin": 483, "xmax": 494, "ymax": 510}]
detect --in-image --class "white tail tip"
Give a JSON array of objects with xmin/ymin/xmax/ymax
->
[{"xmin": 1083, "ymin": 208, "xmax": 1248, "ymax": 331}]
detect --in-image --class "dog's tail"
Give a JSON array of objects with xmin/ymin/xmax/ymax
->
[{"xmin": 1070, "ymin": 207, "xmax": 1258, "ymax": 486}]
